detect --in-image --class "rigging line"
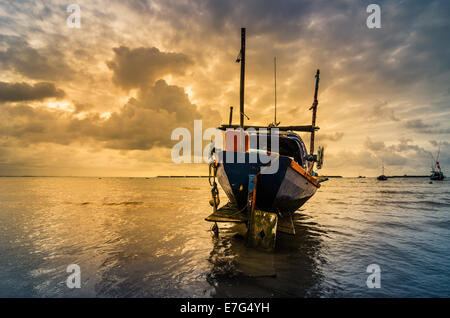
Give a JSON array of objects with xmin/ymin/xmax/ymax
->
[{"xmin": 274, "ymin": 56, "xmax": 277, "ymax": 125}]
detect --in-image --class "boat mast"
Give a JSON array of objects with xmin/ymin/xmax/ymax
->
[
  {"xmin": 309, "ymin": 69, "xmax": 320, "ymax": 156},
  {"xmin": 238, "ymin": 28, "xmax": 246, "ymax": 128},
  {"xmin": 274, "ymin": 56, "xmax": 277, "ymax": 126},
  {"xmin": 436, "ymin": 142, "xmax": 442, "ymax": 173}
]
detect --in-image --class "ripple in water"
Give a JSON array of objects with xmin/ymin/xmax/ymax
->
[{"xmin": 0, "ymin": 177, "xmax": 449, "ymax": 297}]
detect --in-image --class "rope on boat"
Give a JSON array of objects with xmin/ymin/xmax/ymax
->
[
  {"xmin": 208, "ymin": 158, "xmax": 220, "ymax": 236},
  {"xmin": 208, "ymin": 162, "xmax": 220, "ymax": 208}
]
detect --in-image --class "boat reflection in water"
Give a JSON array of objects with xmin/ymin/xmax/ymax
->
[{"xmin": 207, "ymin": 213, "xmax": 325, "ymax": 297}]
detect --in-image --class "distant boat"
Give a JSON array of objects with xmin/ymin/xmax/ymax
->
[
  {"xmin": 430, "ymin": 171, "xmax": 444, "ymax": 180},
  {"xmin": 377, "ymin": 162, "xmax": 387, "ymax": 181},
  {"xmin": 430, "ymin": 143, "xmax": 445, "ymax": 181},
  {"xmin": 358, "ymin": 176, "xmax": 366, "ymax": 178}
]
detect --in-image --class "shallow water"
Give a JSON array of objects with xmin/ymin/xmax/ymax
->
[{"xmin": 0, "ymin": 177, "xmax": 449, "ymax": 297}]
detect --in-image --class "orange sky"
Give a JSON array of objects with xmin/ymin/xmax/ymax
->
[{"xmin": 0, "ymin": 0, "xmax": 449, "ymax": 177}]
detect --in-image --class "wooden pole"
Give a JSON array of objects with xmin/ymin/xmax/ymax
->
[
  {"xmin": 308, "ymin": 69, "xmax": 320, "ymax": 173},
  {"xmin": 309, "ymin": 69, "xmax": 320, "ymax": 156},
  {"xmin": 229, "ymin": 106, "xmax": 233, "ymax": 125},
  {"xmin": 239, "ymin": 28, "xmax": 246, "ymax": 128}
]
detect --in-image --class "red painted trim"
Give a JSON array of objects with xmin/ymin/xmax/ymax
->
[{"xmin": 290, "ymin": 161, "xmax": 321, "ymax": 188}]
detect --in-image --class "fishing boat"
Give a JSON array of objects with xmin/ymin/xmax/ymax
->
[
  {"xmin": 430, "ymin": 144, "xmax": 445, "ymax": 181},
  {"xmin": 430, "ymin": 170, "xmax": 445, "ymax": 181},
  {"xmin": 377, "ymin": 162, "xmax": 387, "ymax": 181},
  {"xmin": 206, "ymin": 28, "xmax": 325, "ymax": 245}
]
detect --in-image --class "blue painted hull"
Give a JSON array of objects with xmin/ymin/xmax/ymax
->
[{"xmin": 216, "ymin": 151, "xmax": 318, "ymax": 214}]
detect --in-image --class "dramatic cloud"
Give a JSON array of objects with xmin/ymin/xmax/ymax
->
[
  {"xmin": 107, "ymin": 46, "xmax": 194, "ymax": 90},
  {"xmin": 404, "ymin": 119, "xmax": 450, "ymax": 134},
  {"xmin": 0, "ymin": 81, "xmax": 65, "ymax": 102},
  {"xmin": 0, "ymin": 36, "xmax": 74, "ymax": 81},
  {"xmin": 0, "ymin": 79, "xmax": 219, "ymax": 150},
  {"xmin": 0, "ymin": 0, "xmax": 448, "ymax": 176},
  {"xmin": 99, "ymin": 79, "xmax": 218, "ymax": 149}
]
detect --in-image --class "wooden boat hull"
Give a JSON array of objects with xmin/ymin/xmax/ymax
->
[{"xmin": 216, "ymin": 151, "xmax": 319, "ymax": 214}]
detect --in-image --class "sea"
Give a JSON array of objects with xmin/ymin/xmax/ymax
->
[{"xmin": 0, "ymin": 177, "xmax": 449, "ymax": 297}]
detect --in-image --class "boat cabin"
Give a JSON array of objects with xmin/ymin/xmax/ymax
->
[{"xmin": 225, "ymin": 130, "xmax": 308, "ymax": 168}]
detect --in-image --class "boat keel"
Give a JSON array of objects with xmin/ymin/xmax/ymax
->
[{"xmin": 247, "ymin": 210, "xmax": 278, "ymax": 251}]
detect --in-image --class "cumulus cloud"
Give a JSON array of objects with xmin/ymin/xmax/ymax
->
[
  {"xmin": 317, "ymin": 132, "xmax": 344, "ymax": 142},
  {"xmin": 98, "ymin": 79, "xmax": 217, "ymax": 149},
  {"xmin": 0, "ymin": 35, "xmax": 74, "ymax": 81},
  {"xmin": 365, "ymin": 137, "xmax": 386, "ymax": 152},
  {"xmin": 0, "ymin": 79, "xmax": 219, "ymax": 150},
  {"xmin": 363, "ymin": 137, "xmax": 434, "ymax": 167},
  {"xmin": 0, "ymin": 81, "xmax": 65, "ymax": 102},
  {"xmin": 107, "ymin": 46, "xmax": 194, "ymax": 90}
]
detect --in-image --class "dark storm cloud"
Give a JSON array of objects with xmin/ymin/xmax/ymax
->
[
  {"xmin": 107, "ymin": 46, "xmax": 194, "ymax": 90},
  {"xmin": 404, "ymin": 119, "xmax": 432, "ymax": 129},
  {"xmin": 0, "ymin": 35, "xmax": 74, "ymax": 81},
  {"xmin": 147, "ymin": 0, "xmax": 450, "ymax": 97},
  {"xmin": 0, "ymin": 81, "xmax": 65, "ymax": 102},
  {"xmin": 403, "ymin": 119, "xmax": 450, "ymax": 134},
  {"xmin": 429, "ymin": 140, "xmax": 450, "ymax": 149}
]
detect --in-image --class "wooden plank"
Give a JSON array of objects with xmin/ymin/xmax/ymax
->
[
  {"xmin": 205, "ymin": 215, "xmax": 247, "ymax": 223},
  {"xmin": 218, "ymin": 124, "xmax": 319, "ymax": 132},
  {"xmin": 205, "ymin": 202, "xmax": 248, "ymax": 223}
]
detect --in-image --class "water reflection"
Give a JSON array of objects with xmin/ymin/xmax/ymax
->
[
  {"xmin": 207, "ymin": 212, "xmax": 326, "ymax": 297},
  {"xmin": 1, "ymin": 177, "xmax": 449, "ymax": 297}
]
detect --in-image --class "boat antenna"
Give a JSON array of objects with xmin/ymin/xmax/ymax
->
[
  {"xmin": 436, "ymin": 141, "xmax": 441, "ymax": 162},
  {"xmin": 273, "ymin": 56, "xmax": 280, "ymax": 126},
  {"xmin": 436, "ymin": 141, "xmax": 442, "ymax": 173},
  {"xmin": 236, "ymin": 28, "xmax": 246, "ymax": 128}
]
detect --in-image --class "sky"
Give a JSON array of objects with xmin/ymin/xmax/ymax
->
[{"xmin": 0, "ymin": 0, "xmax": 449, "ymax": 177}]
